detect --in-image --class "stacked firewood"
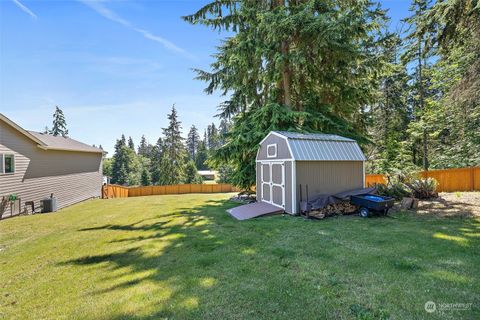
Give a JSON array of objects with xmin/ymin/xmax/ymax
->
[{"xmin": 306, "ymin": 201, "xmax": 358, "ymax": 219}]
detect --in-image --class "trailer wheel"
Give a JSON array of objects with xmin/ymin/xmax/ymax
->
[{"xmin": 359, "ymin": 207, "xmax": 369, "ymax": 218}]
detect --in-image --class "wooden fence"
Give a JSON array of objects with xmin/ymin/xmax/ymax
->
[
  {"xmin": 102, "ymin": 183, "xmax": 239, "ymax": 199},
  {"xmin": 365, "ymin": 167, "xmax": 480, "ymax": 192}
]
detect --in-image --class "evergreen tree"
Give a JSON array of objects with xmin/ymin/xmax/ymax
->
[
  {"xmin": 138, "ymin": 135, "xmax": 149, "ymax": 156},
  {"xmin": 150, "ymin": 137, "xmax": 164, "ymax": 184},
  {"xmin": 141, "ymin": 167, "xmax": 152, "ymax": 186},
  {"xmin": 128, "ymin": 136, "xmax": 135, "ymax": 151},
  {"xmin": 195, "ymin": 140, "xmax": 209, "ymax": 170},
  {"xmin": 185, "ymin": 0, "xmax": 387, "ymax": 189},
  {"xmin": 50, "ymin": 106, "xmax": 69, "ymax": 137},
  {"xmin": 157, "ymin": 105, "xmax": 187, "ymax": 185},
  {"xmin": 184, "ymin": 160, "xmax": 202, "ymax": 184},
  {"xmin": 186, "ymin": 125, "xmax": 200, "ymax": 159}
]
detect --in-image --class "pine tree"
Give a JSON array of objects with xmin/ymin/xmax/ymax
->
[
  {"xmin": 50, "ymin": 106, "xmax": 69, "ymax": 137},
  {"xmin": 150, "ymin": 137, "xmax": 164, "ymax": 184},
  {"xmin": 195, "ymin": 140, "xmax": 209, "ymax": 170},
  {"xmin": 184, "ymin": 160, "xmax": 202, "ymax": 183},
  {"xmin": 157, "ymin": 105, "xmax": 187, "ymax": 185},
  {"xmin": 141, "ymin": 167, "xmax": 152, "ymax": 186},
  {"xmin": 138, "ymin": 135, "xmax": 149, "ymax": 156},
  {"xmin": 186, "ymin": 125, "xmax": 200, "ymax": 159},
  {"xmin": 185, "ymin": 0, "xmax": 386, "ymax": 188},
  {"xmin": 128, "ymin": 136, "xmax": 135, "ymax": 151},
  {"xmin": 402, "ymin": 0, "xmax": 434, "ymax": 170}
]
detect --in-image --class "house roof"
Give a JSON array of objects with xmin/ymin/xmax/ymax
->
[
  {"xmin": 267, "ymin": 131, "xmax": 366, "ymax": 161},
  {"xmin": 28, "ymin": 131, "xmax": 104, "ymax": 153},
  {"xmin": 0, "ymin": 113, "xmax": 104, "ymax": 154}
]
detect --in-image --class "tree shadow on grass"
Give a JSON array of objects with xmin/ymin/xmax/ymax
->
[{"xmin": 58, "ymin": 198, "xmax": 480, "ymax": 319}]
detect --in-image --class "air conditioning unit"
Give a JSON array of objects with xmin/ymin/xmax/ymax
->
[{"xmin": 41, "ymin": 197, "xmax": 57, "ymax": 213}]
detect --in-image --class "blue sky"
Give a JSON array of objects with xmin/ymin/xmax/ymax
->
[{"xmin": 0, "ymin": 0, "xmax": 410, "ymax": 155}]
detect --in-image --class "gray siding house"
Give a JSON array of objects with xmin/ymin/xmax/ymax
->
[
  {"xmin": 0, "ymin": 114, "xmax": 103, "ymax": 217},
  {"xmin": 256, "ymin": 131, "xmax": 366, "ymax": 214}
]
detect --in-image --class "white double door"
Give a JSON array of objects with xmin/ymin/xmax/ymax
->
[{"xmin": 261, "ymin": 161, "xmax": 285, "ymax": 208}]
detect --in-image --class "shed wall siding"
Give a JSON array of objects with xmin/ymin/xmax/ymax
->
[
  {"xmin": 0, "ymin": 122, "xmax": 102, "ymax": 217},
  {"xmin": 256, "ymin": 162, "xmax": 261, "ymax": 200},
  {"xmin": 257, "ymin": 134, "xmax": 291, "ymax": 160},
  {"xmin": 284, "ymin": 161, "xmax": 292, "ymax": 213},
  {"xmin": 295, "ymin": 161, "xmax": 363, "ymax": 212}
]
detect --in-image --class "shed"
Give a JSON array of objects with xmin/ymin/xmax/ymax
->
[{"xmin": 256, "ymin": 131, "xmax": 366, "ymax": 214}]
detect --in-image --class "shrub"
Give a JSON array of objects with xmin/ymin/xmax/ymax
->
[
  {"xmin": 376, "ymin": 181, "xmax": 411, "ymax": 200},
  {"xmin": 405, "ymin": 178, "xmax": 438, "ymax": 199}
]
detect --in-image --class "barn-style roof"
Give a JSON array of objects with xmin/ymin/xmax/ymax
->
[{"xmin": 268, "ymin": 131, "xmax": 366, "ymax": 161}]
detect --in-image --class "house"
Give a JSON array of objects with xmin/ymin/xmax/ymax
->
[
  {"xmin": 197, "ymin": 170, "xmax": 217, "ymax": 181},
  {"xmin": 255, "ymin": 131, "xmax": 366, "ymax": 215},
  {"xmin": 0, "ymin": 113, "xmax": 104, "ymax": 217}
]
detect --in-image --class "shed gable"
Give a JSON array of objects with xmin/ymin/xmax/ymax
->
[{"xmin": 257, "ymin": 133, "xmax": 292, "ymax": 161}]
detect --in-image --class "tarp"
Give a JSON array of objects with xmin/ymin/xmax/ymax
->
[{"xmin": 300, "ymin": 187, "xmax": 376, "ymax": 212}]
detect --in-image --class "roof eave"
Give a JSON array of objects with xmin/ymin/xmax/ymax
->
[
  {"xmin": 37, "ymin": 145, "xmax": 104, "ymax": 154},
  {"xmin": 0, "ymin": 113, "xmax": 47, "ymax": 146}
]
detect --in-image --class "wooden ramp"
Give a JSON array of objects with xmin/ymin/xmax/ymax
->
[{"xmin": 227, "ymin": 202, "xmax": 284, "ymax": 220}]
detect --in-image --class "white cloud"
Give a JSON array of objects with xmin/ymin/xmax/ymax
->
[
  {"xmin": 12, "ymin": 0, "xmax": 37, "ymax": 19},
  {"xmin": 79, "ymin": 0, "xmax": 194, "ymax": 59}
]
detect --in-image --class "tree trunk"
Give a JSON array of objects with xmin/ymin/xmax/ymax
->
[{"xmin": 418, "ymin": 40, "xmax": 429, "ymax": 171}]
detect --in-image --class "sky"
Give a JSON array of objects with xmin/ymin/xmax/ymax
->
[{"xmin": 0, "ymin": 0, "xmax": 411, "ymax": 155}]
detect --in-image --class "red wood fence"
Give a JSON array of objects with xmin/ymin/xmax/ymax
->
[
  {"xmin": 365, "ymin": 167, "xmax": 480, "ymax": 192},
  {"xmin": 102, "ymin": 183, "xmax": 239, "ymax": 199}
]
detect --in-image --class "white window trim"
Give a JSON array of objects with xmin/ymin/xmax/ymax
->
[
  {"xmin": 266, "ymin": 144, "xmax": 277, "ymax": 158},
  {"xmin": 1, "ymin": 154, "xmax": 15, "ymax": 175}
]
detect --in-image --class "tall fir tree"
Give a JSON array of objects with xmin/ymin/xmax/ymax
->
[
  {"xmin": 50, "ymin": 106, "xmax": 69, "ymax": 137},
  {"xmin": 128, "ymin": 136, "xmax": 135, "ymax": 151},
  {"xmin": 157, "ymin": 106, "xmax": 187, "ymax": 185},
  {"xmin": 150, "ymin": 137, "xmax": 164, "ymax": 184},
  {"xmin": 185, "ymin": 0, "xmax": 387, "ymax": 188},
  {"xmin": 186, "ymin": 125, "xmax": 200, "ymax": 159},
  {"xmin": 195, "ymin": 140, "xmax": 209, "ymax": 170}
]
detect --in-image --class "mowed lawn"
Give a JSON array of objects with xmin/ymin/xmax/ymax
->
[{"xmin": 0, "ymin": 194, "xmax": 479, "ymax": 320}]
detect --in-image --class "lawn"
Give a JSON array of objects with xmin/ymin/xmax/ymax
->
[{"xmin": 0, "ymin": 194, "xmax": 479, "ymax": 320}]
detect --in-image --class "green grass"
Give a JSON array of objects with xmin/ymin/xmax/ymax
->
[{"xmin": 0, "ymin": 194, "xmax": 479, "ymax": 320}]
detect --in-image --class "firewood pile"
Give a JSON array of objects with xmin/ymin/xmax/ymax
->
[
  {"xmin": 306, "ymin": 201, "xmax": 358, "ymax": 219},
  {"xmin": 230, "ymin": 192, "xmax": 256, "ymax": 203}
]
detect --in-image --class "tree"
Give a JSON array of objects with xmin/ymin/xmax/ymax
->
[
  {"xmin": 128, "ymin": 136, "xmax": 135, "ymax": 151},
  {"xmin": 141, "ymin": 166, "xmax": 152, "ymax": 186},
  {"xmin": 138, "ymin": 135, "xmax": 150, "ymax": 156},
  {"xmin": 150, "ymin": 137, "xmax": 164, "ymax": 184},
  {"xmin": 110, "ymin": 134, "xmax": 141, "ymax": 185},
  {"xmin": 50, "ymin": 106, "xmax": 69, "ymax": 137},
  {"xmin": 157, "ymin": 105, "xmax": 187, "ymax": 185},
  {"xmin": 185, "ymin": 0, "xmax": 386, "ymax": 189},
  {"xmin": 186, "ymin": 125, "xmax": 200, "ymax": 159},
  {"xmin": 184, "ymin": 160, "xmax": 203, "ymax": 184},
  {"xmin": 367, "ymin": 32, "xmax": 412, "ymax": 173},
  {"xmin": 195, "ymin": 140, "xmax": 209, "ymax": 170}
]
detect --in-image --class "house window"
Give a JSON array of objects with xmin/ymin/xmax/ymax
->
[
  {"xmin": 2, "ymin": 154, "xmax": 15, "ymax": 174},
  {"xmin": 266, "ymin": 144, "xmax": 277, "ymax": 158}
]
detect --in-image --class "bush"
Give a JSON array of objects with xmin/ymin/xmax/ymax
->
[
  {"xmin": 376, "ymin": 181, "xmax": 411, "ymax": 200},
  {"xmin": 405, "ymin": 178, "xmax": 438, "ymax": 199}
]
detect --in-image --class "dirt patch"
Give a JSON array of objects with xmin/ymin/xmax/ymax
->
[{"xmin": 415, "ymin": 192, "xmax": 480, "ymax": 217}]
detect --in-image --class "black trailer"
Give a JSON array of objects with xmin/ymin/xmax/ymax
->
[{"xmin": 350, "ymin": 194, "xmax": 394, "ymax": 217}]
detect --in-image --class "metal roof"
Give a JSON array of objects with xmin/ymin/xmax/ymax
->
[{"xmin": 271, "ymin": 131, "xmax": 366, "ymax": 161}]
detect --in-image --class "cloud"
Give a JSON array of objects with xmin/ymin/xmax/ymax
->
[
  {"xmin": 79, "ymin": 0, "xmax": 194, "ymax": 59},
  {"xmin": 12, "ymin": 0, "xmax": 37, "ymax": 19}
]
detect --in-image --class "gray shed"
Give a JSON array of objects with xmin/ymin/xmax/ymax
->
[{"xmin": 256, "ymin": 131, "xmax": 366, "ymax": 214}]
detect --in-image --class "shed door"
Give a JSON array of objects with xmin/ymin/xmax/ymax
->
[{"xmin": 261, "ymin": 162, "xmax": 285, "ymax": 209}]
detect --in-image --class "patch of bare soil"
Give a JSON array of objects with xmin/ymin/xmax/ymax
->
[{"xmin": 415, "ymin": 192, "xmax": 480, "ymax": 217}]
